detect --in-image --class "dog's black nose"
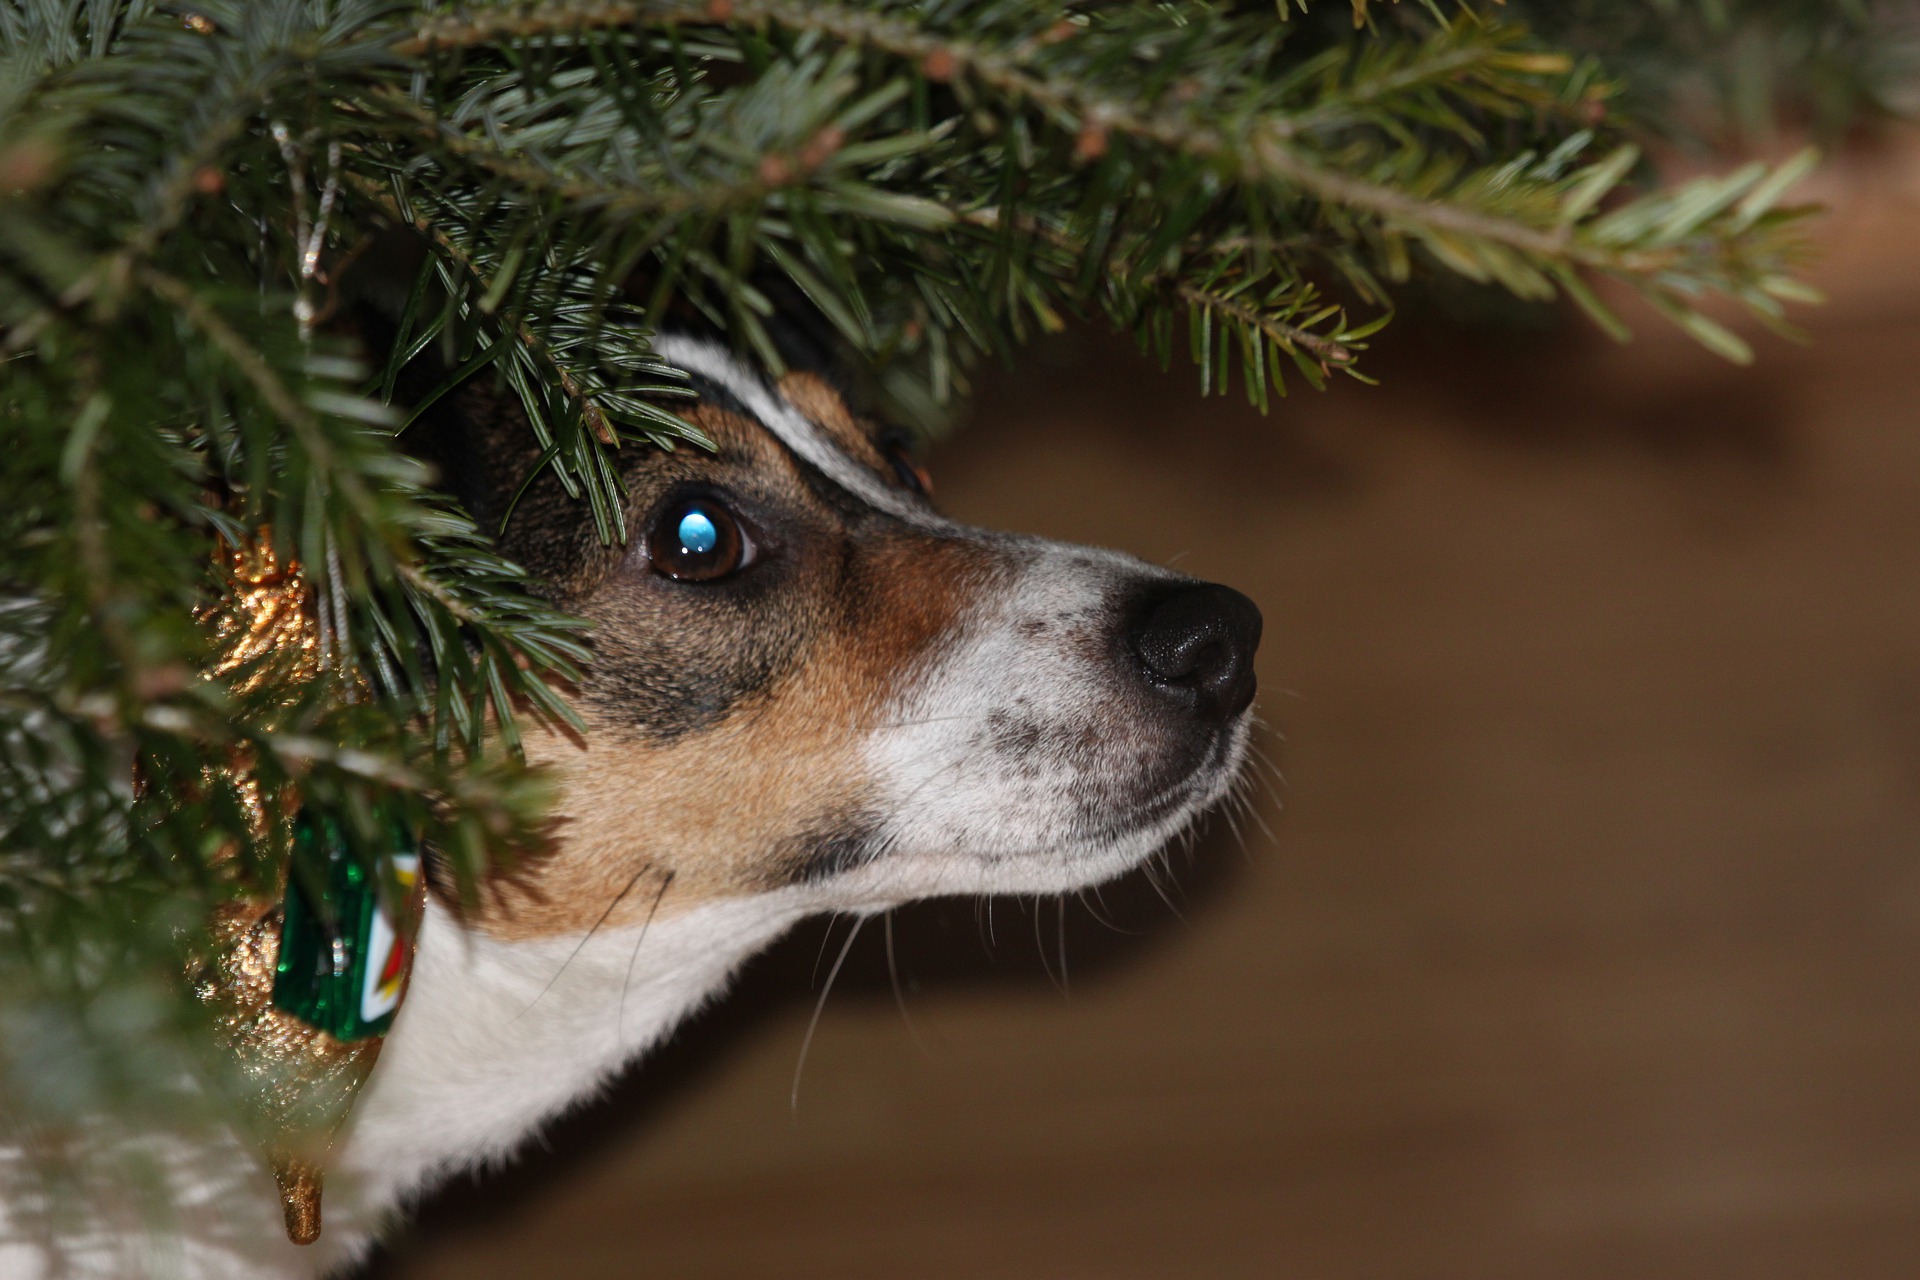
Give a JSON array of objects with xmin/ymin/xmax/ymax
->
[{"xmin": 1129, "ymin": 582, "xmax": 1263, "ymax": 721}]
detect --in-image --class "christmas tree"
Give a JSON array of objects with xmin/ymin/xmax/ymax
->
[{"xmin": 0, "ymin": 0, "xmax": 1907, "ymax": 1239}]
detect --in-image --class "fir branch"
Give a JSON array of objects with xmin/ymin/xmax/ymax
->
[
  {"xmin": 393, "ymin": 0, "xmax": 1815, "ymax": 380},
  {"xmin": 343, "ymin": 170, "xmax": 622, "ymax": 446},
  {"xmin": 361, "ymin": 83, "xmax": 789, "ymax": 224},
  {"xmin": 1173, "ymin": 281, "xmax": 1356, "ymax": 369},
  {"xmin": 137, "ymin": 268, "xmax": 382, "ymax": 523}
]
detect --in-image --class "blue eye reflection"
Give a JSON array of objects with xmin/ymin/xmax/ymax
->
[
  {"xmin": 650, "ymin": 496, "xmax": 751, "ymax": 582},
  {"xmin": 676, "ymin": 508, "xmax": 719, "ymax": 555}
]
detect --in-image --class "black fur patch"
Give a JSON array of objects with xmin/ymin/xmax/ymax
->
[
  {"xmin": 578, "ymin": 567, "xmax": 810, "ymax": 744},
  {"xmin": 778, "ymin": 814, "xmax": 887, "ymax": 885}
]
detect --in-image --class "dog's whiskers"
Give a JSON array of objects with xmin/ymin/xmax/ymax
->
[
  {"xmin": 1235, "ymin": 772, "xmax": 1277, "ymax": 843},
  {"xmin": 791, "ymin": 913, "xmax": 867, "ymax": 1113},
  {"xmin": 887, "ymin": 747, "xmax": 977, "ymax": 822},
  {"xmin": 1139, "ymin": 854, "xmax": 1190, "ymax": 924},
  {"xmin": 1246, "ymin": 715, "xmax": 1289, "ymax": 785},
  {"xmin": 1079, "ymin": 881, "xmax": 1144, "ymax": 936},
  {"xmin": 1218, "ymin": 783, "xmax": 1250, "ymax": 854},
  {"xmin": 808, "ymin": 908, "xmax": 848, "ymax": 988},
  {"xmin": 874, "ymin": 711, "xmax": 990, "ymax": 732},
  {"xmin": 883, "ymin": 910, "xmax": 934, "ymax": 1059},
  {"xmin": 972, "ymin": 896, "xmax": 1000, "ymax": 952},
  {"xmin": 616, "ymin": 869, "xmax": 677, "ymax": 1047},
  {"xmin": 1032, "ymin": 894, "xmax": 1067, "ymax": 995},
  {"xmin": 512, "ymin": 861, "xmax": 657, "ymax": 1024},
  {"xmin": 1056, "ymin": 895, "xmax": 1070, "ymax": 996},
  {"xmin": 1246, "ymin": 745, "xmax": 1287, "ymax": 791}
]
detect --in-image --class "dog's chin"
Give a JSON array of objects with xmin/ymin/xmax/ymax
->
[{"xmin": 834, "ymin": 717, "xmax": 1251, "ymax": 908}]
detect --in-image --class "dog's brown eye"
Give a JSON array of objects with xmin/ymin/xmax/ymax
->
[
  {"xmin": 883, "ymin": 438, "xmax": 933, "ymax": 498},
  {"xmin": 647, "ymin": 497, "xmax": 754, "ymax": 582}
]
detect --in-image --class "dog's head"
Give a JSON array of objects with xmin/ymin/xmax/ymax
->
[{"xmin": 435, "ymin": 336, "xmax": 1261, "ymax": 937}]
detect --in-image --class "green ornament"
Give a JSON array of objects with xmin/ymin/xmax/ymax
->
[{"xmin": 272, "ymin": 813, "xmax": 423, "ymax": 1042}]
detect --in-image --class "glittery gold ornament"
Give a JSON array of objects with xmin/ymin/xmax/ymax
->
[
  {"xmin": 201, "ymin": 535, "xmax": 320, "ymax": 697},
  {"xmin": 191, "ymin": 897, "xmax": 384, "ymax": 1245},
  {"xmin": 186, "ymin": 537, "xmax": 424, "ymax": 1246}
]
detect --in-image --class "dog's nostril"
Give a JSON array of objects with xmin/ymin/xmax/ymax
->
[{"xmin": 1129, "ymin": 582, "xmax": 1263, "ymax": 721}]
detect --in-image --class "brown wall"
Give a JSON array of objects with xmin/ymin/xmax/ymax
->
[{"xmin": 368, "ymin": 140, "xmax": 1920, "ymax": 1280}]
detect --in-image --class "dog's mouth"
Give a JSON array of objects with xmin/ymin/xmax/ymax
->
[
  {"xmin": 831, "ymin": 711, "xmax": 1251, "ymax": 905},
  {"xmin": 1077, "ymin": 719, "xmax": 1250, "ymax": 846}
]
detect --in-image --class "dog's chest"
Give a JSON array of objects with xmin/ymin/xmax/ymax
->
[{"xmin": 331, "ymin": 894, "xmax": 811, "ymax": 1216}]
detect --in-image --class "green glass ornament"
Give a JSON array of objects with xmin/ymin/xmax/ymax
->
[{"xmin": 272, "ymin": 813, "xmax": 422, "ymax": 1042}]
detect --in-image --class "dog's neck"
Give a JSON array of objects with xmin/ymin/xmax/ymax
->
[
  {"xmin": 325, "ymin": 892, "xmax": 812, "ymax": 1249},
  {"xmin": 0, "ymin": 893, "xmax": 819, "ymax": 1280}
]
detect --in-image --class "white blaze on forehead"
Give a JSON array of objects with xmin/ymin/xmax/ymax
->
[{"xmin": 651, "ymin": 334, "xmax": 953, "ymax": 532}]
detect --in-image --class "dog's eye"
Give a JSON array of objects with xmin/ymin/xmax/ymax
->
[
  {"xmin": 647, "ymin": 497, "xmax": 755, "ymax": 582},
  {"xmin": 883, "ymin": 437, "xmax": 933, "ymax": 498}
]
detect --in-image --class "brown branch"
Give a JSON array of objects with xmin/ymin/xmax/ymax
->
[
  {"xmin": 360, "ymin": 86, "xmax": 778, "ymax": 226},
  {"xmin": 1174, "ymin": 283, "xmax": 1354, "ymax": 367},
  {"xmin": 393, "ymin": 2, "xmax": 1655, "ymax": 276}
]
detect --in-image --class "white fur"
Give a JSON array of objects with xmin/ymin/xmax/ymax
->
[{"xmin": 320, "ymin": 890, "xmax": 818, "ymax": 1274}]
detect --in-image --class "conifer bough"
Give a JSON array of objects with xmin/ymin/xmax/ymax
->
[{"xmin": 0, "ymin": 0, "xmax": 1828, "ymax": 1143}]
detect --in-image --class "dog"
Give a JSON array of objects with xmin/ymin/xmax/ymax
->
[{"xmin": 0, "ymin": 333, "xmax": 1261, "ymax": 1277}]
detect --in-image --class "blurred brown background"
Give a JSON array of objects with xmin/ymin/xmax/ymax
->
[{"xmin": 366, "ymin": 138, "xmax": 1920, "ymax": 1279}]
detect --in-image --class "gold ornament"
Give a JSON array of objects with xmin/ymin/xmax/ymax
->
[
  {"xmin": 186, "ymin": 537, "xmax": 422, "ymax": 1246},
  {"xmin": 192, "ymin": 897, "xmax": 385, "ymax": 1245}
]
